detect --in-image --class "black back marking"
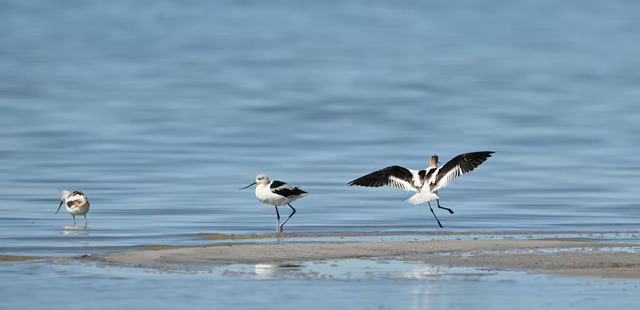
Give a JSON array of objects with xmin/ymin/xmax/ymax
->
[{"xmin": 271, "ymin": 180, "xmax": 308, "ymax": 198}]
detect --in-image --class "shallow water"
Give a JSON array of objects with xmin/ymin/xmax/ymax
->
[
  {"xmin": 2, "ymin": 1, "xmax": 640, "ymax": 308},
  {"xmin": 2, "ymin": 0, "xmax": 640, "ymax": 257},
  {"xmin": 2, "ymin": 259, "xmax": 639, "ymax": 310}
]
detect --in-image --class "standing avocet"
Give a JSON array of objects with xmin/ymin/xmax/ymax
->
[
  {"xmin": 240, "ymin": 174, "xmax": 308, "ymax": 233},
  {"xmin": 349, "ymin": 151, "xmax": 494, "ymax": 228},
  {"xmin": 56, "ymin": 190, "xmax": 90, "ymax": 227}
]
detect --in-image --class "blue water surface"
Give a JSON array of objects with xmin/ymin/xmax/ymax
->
[
  {"xmin": 1, "ymin": 1, "xmax": 640, "ymax": 308},
  {"xmin": 2, "ymin": 0, "xmax": 640, "ymax": 254}
]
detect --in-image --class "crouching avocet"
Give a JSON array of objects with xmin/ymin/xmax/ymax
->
[
  {"xmin": 56, "ymin": 190, "xmax": 90, "ymax": 227},
  {"xmin": 349, "ymin": 151, "xmax": 494, "ymax": 228},
  {"xmin": 240, "ymin": 174, "xmax": 308, "ymax": 233}
]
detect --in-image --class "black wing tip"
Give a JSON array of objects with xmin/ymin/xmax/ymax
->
[
  {"xmin": 348, "ymin": 165, "xmax": 411, "ymax": 187},
  {"xmin": 348, "ymin": 172, "xmax": 376, "ymax": 187},
  {"xmin": 348, "ymin": 179, "xmax": 380, "ymax": 187},
  {"xmin": 464, "ymin": 151, "xmax": 495, "ymax": 160},
  {"xmin": 289, "ymin": 188, "xmax": 308, "ymax": 196},
  {"xmin": 470, "ymin": 151, "xmax": 495, "ymax": 155},
  {"xmin": 481, "ymin": 151, "xmax": 495, "ymax": 158},
  {"xmin": 483, "ymin": 151, "xmax": 495, "ymax": 159},
  {"xmin": 348, "ymin": 175, "xmax": 378, "ymax": 186},
  {"xmin": 464, "ymin": 151, "xmax": 495, "ymax": 165},
  {"xmin": 347, "ymin": 177, "xmax": 360, "ymax": 186}
]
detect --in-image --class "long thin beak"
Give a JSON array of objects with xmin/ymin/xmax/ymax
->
[
  {"xmin": 55, "ymin": 201, "xmax": 63, "ymax": 214},
  {"xmin": 239, "ymin": 182, "xmax": 256, "ymax": 190}
]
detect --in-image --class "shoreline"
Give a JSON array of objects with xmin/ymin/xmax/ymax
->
[
  {"xmin": 4, "ymin": 231, "xmax": 640, "ymax": 278},
  {"xmin": 82, "ymin": 232, "xmax": 640, "ymax": 278}
]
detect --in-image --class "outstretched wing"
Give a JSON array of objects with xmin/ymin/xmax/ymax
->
[
  {"xmin": 430, "ymin": 151, "xmax": 494, "ymax": 191},
  {"xmin": 348, "ymin": 166, "xmax": 421, "ymax": 192},
  {"xmin": 271, "ymin": 181, "xmax": 308, "ymax": 198}
]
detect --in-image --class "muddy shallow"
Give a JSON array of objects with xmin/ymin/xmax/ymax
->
[
  {"xmin": 3, "ymin": 231, "xmax": 640, "ymax": 310},
  {"xmin": 74, "ymin": 232, "xmax": 640, "ymax": 278}
]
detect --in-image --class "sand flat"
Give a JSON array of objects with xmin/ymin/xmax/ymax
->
[{"xmin": 88, "ymin": 237, "xmax": 640, "ymax": 277}]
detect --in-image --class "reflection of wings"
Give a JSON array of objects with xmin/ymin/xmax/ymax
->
[
  {"xmin": 430, "ymin": 151, "xmax": 494, "ymax": 191},
  {"xmin": 349, "ymin": 166, "xmax": 422, "ymax": 192}
]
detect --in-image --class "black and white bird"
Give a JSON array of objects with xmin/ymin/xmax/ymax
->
[
  {"xmin": 240, "ymin": 174, "xmax": 308, "ymax": 233},
  {"xmin": 349, "ymin": 151, "xmax": 494, "ymax": 228},
  {"xmin": 56, "ymin": 190, "xmax": 90, "ymax": 227}
]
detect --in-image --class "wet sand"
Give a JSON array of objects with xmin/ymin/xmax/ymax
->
[{"xmin": 87, "ymin": 234, "xmax": 640, "ymax": 278}]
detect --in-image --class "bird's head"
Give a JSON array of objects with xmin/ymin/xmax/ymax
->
[
  {"xmin": 56, "ymin": 190, "xmax": 71, "ymax": 214},
  {"xmin": 255, "ymin": 173, "xmax": 270, "ymax": 185},
  {"xmin": 430, "ymin": 155, "xmax": 440, "ymax": 167},
  {"xmin": 239, "ymin": 173, "xmax": 271, "ymax": 190}
]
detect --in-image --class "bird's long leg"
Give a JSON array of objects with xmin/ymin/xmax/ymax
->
[
  {"xmin": 279, "ymin": 204, "xmax": 296, "ymax": 232},
  {"xmin": 72, "ymin": 215, "xmax": 76, "ymax": 227},
  {"xmin": 437, "ymin": 199, "xmax": 454, "ymax": 214},
  {"xmin": 427, "ymin": 202, "xmax": 444, "ymax": 228},
  {"xmin": 275, "ymin": 206, "xmax": 281, "ymax": 233},
  {"xmin": 84, "ymin": 215, "xmax": 87, "ymax": 227}
]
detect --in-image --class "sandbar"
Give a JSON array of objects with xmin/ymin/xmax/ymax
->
[{"xmin": 86, "ymin": 234, "xmax": 640, "ymax": 278}]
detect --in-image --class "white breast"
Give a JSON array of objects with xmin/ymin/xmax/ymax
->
[{"xmin": 255, "ymin": 184, "xmax": 289, "ymax": 206}]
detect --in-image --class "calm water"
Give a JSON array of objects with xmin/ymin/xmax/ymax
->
[
  {"xmin": 1, "ymin": 0, "xmax": 640, "ymax": 256},
  {"xmin": 1, "ymin": 1, "xmax": 640, "ymax": 308},
  {"xmin": 2, "ymin": 259, "xmax": 640, "ymax": 310}
]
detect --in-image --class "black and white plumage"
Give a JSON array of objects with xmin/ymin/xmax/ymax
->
[
  {"xmin": 349, "ymin": 151, "xmax": 494, "ymax": 228},
  {"xmin": 240, "ymin": 174, "xmax": 308, "ymax": 233},
  {"xmin": 56, "ymin": 190, "xmax": 90, "ymax": 227}
]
